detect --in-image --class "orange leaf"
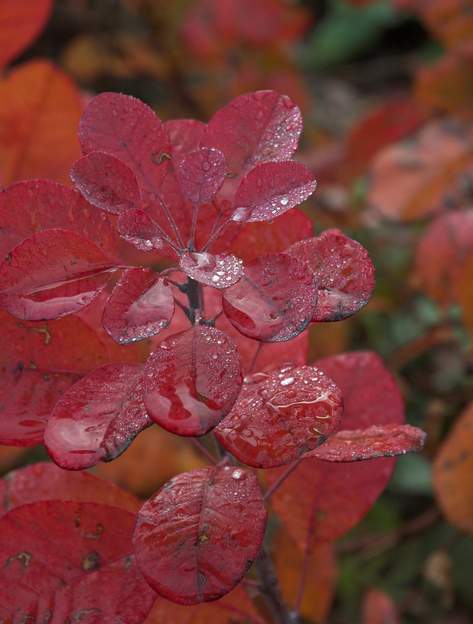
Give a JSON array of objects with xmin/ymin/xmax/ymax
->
[
  {"xmin": 0, "ymin": 60, "xmax": 83, "ymax": 185},
  {"xmin": 0, "ymin": 0, "xmax": 52, "ymax": 67},
  {"xmin": 433, "ymin": 400, "xmax": 473, "ymax": 533},
  {"xmin": 362, "ymin": 588, "xmax": 400, "ymax": 624}
]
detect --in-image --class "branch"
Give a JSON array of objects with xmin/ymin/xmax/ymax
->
[{"xmin": 255, "ymin": 547, "xmax": 296, "ymax": 624}]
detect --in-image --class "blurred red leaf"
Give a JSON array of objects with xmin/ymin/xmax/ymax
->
[
  {"xmin": 362, "ymin": 588, "xmax": 400, "ymax": 624},
  {"xmin": 0, "ymin": 0, "xmax": 52, "ymax": 67},
  {"xmin": 133, "ymin": 465, "xmax": 267, "ymax": 604}
]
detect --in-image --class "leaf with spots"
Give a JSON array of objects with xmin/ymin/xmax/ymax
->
[
  {"xmin": 0, "ymin": 229, "xmax": 117, "ymax": 321},
  {"xmin": 0, "ymin": 501, "xmax": 156, "ymax": 622},
  {"xmin": 222, "ymin": 252, "xmax": 317, "ymax": 342},
  {"xmin": 232, "ymin": 161, "xmax": 316, "ymax": 223},
  {"xmin": 268, "ymin": 351, "xmax": 405, "ymax": 544},
  {"xmin": 175, "ymin": 147, "xmax": 227, "ymax": 205},
  {"xmin": 0, "ymin": 365, "xmax": 80, "ymax": 446},
  {"xmin": 44, "ymin": 363, "xmax": 151, "ymax": 470},
  {"xmin": 143, "ymin": 326, "xmax": 242, "ymax": 436},
  {"xmin": 180, "ymin": 251, "xmax": 243, "ymax": 289},
  {"xmin": 133, "ymin": 464, "xmax": 267, "ymax": 604},
  {"xmin": 117, "ymin": 208, "xmax": 164, "ymax": 252},
  {"xmin": 102, "ymin": 268, "xmax": 174, "ymax": 344},
  {"xmin": 215, "ymin": 364, "xmax": 342, "ymax": 468},
  {"xmin": 71, "ymin": 151, "xmax": 141, "ymax": 215},
  {"xmin": 287, "ymin": 229, "xmax": 375, "ymax": 322},
  {"xmin": 0, "ymin": 462, "xmax": 140, "ymax": 516}
]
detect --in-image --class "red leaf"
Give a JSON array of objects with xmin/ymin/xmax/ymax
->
[
  {"xmin": 362, "ymin": 589, "xmax": 400, "ymax": 624},
  {"xmin": 44, "ymin": 363, "xmax": 151, "ymax": 469},
  {"xmin": 71, "ymin": 151, "xmax": 141, "ymax": 214},
  {"xmin": 103, "ymin": 268, "xmax": 174, "ymax": 344},
  {"xmin": 180, "ymin": 251, "xmax": 243, "ymax": 288},
  {"xmin": 143, "ymin": 326, "xmax": 242, "ymax": 436},
  {"xmin": 0, "ymin": 462, "xmax": 140, "ymax": 515},
  {"xmin": 117, "ymin": 209, "xmax": 164, "ymax": 252},
  {"xmin": 216, "ymin": 364, "xmax": 342, "ymax": 468},
  {"xmin": 229, "ymin": 207, "xmax": 313, "ymax": 263},
  {"xmin": 233, "ymin": 161, "xmax": 316, "ymax": 222},
  {"xmin": 133, "ymin": 464, "xmax": 267, "ymax": 604},
  {"xmin": 287, "ymin": 229, "xmax": 375, "ymax": 322},
  {"xmin": 164, "ymin": 119, "xmax": 206, "ymax": 155},
  {"xmin": 0, "ymin": 1, "xmax": 51, "ymax": 67},
  {"xmin": 268, "ymin": 351, "xmax": 405, "ymax": 543},
  {"xmin": 0, "ymin": 60, "xmax": 82, "ymax": 185},
  {"xmin": 0, "ymin": 179, "xmax": 121, "ymax": 260},
  {"xmin": 0, "ymin": 365, "xmax": 79, "ymax": 446},
  {"xmin": 310, "ymin": 424, "xmax": 426, "ymax": 462},
  {"xmin": 175, "ymin": 147, "xmax": 227, "ymax": 204},
  {"xmin": 202, "ymin": 90, "xmax": 302, "ymax": 176},
  {"xmin": 222, "ymin": 252, "xmax": 317, "ymax": 342},
  {"xmin": 0, "ymin": 229, "xmax": 116, "ymax": 321},
  {"xmin": 0, "ymin": 501, "xmax": 156, "ymax": 622}
]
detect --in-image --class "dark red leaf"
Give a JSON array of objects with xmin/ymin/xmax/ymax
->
[
  {"xmin": 215, "ymin": 364, "xmax": 342, "ymax": 468},
  {"xmin": 0, "ymin": 229, "xmax": 116, "ymax": 321},
  {"xmin": 180, "ymin": 251, "xmax": 243, "ymax": 288},
  {"xmin": 117, "ymin": 209, "xmax": 164, "ymax": 252},
  {"xmin": 175, "ymin": 147, "xmax": 227, "ymax": 204},
  {"xmin": 232, "ymin": 161, "xmax": 316, "ymax": 222},
  {"xmin": 0, "ymin": 179, "xmax": 121, "ymax": 260},
  {"xmin": 71, "ymin": 151, "xmax": 141, "ymax": 214},
  {"xmin": 164, "ymin": 119, "xmax": 206, "ymax": 155},
  {"xmin": 0, "ymin": 365, "xmax": 79, "ymax": 446},
  {"xmin": 0, "ymin": 501, "xmax": 156, "ymax": 622},
  {"xmin": 309, "ymin": 424, "xmax": 426, "ymax": 462},
  {"xmin": 133, "ymin": 464, "xmax": 267, "ymax": 604},
  {"xmin": 287, "ymin": 229, "xmax": 375, "ymax": 322},
  {"xmin": 44, "ymin": 363, "xmax": 151, "ymax": 469},
  {"xmin": 143, "ymin": 326, "xmax": 242, "ymax": 436},
  {"xmin": 202, "ymin": 90, "xmax": 302, "ymax": 176},
  {"xmin": 0, "ymin": 462, "xmax": 140, "ymax": 515},
  {"xmin": 222, "ymin": 252, "xmax": 317, "ymax": 342},
  {"xmin": 268, "ymin": 351, "xmax": 405, "ymax": 544},
  {"xmin": 102, "ymin": 268, "xmax": 174, "ymax": 344}
]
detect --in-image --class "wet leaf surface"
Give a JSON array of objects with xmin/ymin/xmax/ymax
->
[
  {"xmin": 133, "ymin": 464, "xmax": 267, "ymax": 604},
  {"xmin": 175, "ymin": 146, "xmax": 227, "ymax": 204},
  {"xmin": 180, "ymin": 251, "xmax": 243, "ymax": 288}
]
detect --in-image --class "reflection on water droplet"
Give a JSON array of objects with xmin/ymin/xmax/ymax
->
[
  {"xmin": 280, "ymin": 376, "xmax": 294, "ymax": 386},
  {"xmin": 232, "ymin": 469, "xmax": 244, "ymax": 480}
]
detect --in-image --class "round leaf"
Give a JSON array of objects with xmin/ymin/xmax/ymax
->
[
  {"xmin": 180, "ymin": 251, "xmax": 243, "ymax": 289},
  {"xmin": 175, "ymin": 147, "xmax": 227, "ymax": 204}
]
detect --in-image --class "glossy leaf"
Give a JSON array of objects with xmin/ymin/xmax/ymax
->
[
  {"xmin": 269, "ymin": 351, "xmax": 405, "ymax": 544},
  {"xmin": 0, "ymin": 365, "xmax": 79, "ymax": 446},
  {"xmin": 133, "ymin": 464, "xmax": 267, "ymax": 604},
  {"xmin": 216, "ymin": 364, "xmax": 342, "ymax": 468},
  {"xmin": 0, "ymin": 179, "xmax": 121, "ymax": 260},
  {"xmin": 180, "ymin": 251, "xmax": 243, "ymax": 288},
  {"xmin": 44, "ymin": 363, "xmax": 151, "ymax": 469},
  {"xmin": 71, "ymin": 151, "xmax": 141, "ymax": 214},
  {"xmin": 103, "ymin": 268, "xmax": 174, "ymax": 344},
  {"xmin": 202, "ymin": 90, "xmax": 302, "ymax": 176},
  {"xmin": 233, "ymin": 161, "xmax": 316, "ymax": 222},
  {"xmin": 0, "ymin": 0, "xmax": 51, "ymax": 67},
  {"xmin": 164, "ymin": 119, "xmax": 206, "ymax": 155},
  {"xmin": 222, "ymin": 252, "xmax": 317, "ymax": 342},
  {"xmin": 287, "ymin": 229, "xmax": 375, "ymax": 321},
  {"xmin": 175, "ymin": 147, "xmax": 227, "ymax": 204},
  {"xmin": 0, "ymin": 501, "xmax": 156, "ymax": 622},
  {"xmin": 0, "ymin": 229, "xmax": 115, "ymax": 321},
  {"xmin": 117, "ymin": 209, "xmax": 164, "ymax": 252},
  {"xmin": 310, "ymin": 423, "xmax": 426, "ymax": 462},
  {"xmin": 0, "ymin": 462, "xmax": 140, "ymax": 516},
  {"xmin": 433, "ymin": 400, "xmax": 473, "ymax": 533},
  {"xmin": 0, "ymin": 60, "xmax": 82, "ymax": 185},
  {"xmin": 143, "ymin": 326, "xmax": 242, "ymax": 436}
]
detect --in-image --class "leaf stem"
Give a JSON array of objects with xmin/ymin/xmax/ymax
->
[
  {"xmin": 190, "ymin": 437, "xmax": 218, "ymax": 465},
  {"xmin": 255, "ymin": 547, "xmax": 295, "ymax": 624},
  {"xmin": 264, "ymin": 458, "xmax": 302, "ymax": 501}
]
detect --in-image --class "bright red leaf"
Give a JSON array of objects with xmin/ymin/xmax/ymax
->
[
  {"xmin": 0, "ymin": 462, "xmax": 140, "ymax": 515},
  {"xmin": 117, "ymin": 209, "xmax": 164, "ymax": 252},
  {"xmin": 0, "ymin": 229, "xmax": 116, "ymax": 321},
  {"xmin": 164, "ymin": 119, "xmax": 206, "ymax": 155},
  {"xmin": 216, "ymin": 364, "xmax": 342, "ymax": 468},
  {"xmin": 44, "ymin": 363, "xmax": 151, "ymax": 469},
  {"xmin": 175, "ymin": 147, "xmax": 227, "ymax": 204},
  {"xmin": 0, "ymin": 501, "xmax": 156, "ymax": 622},
  {"xmin": 287, "ymin": 229, "xmax": 375, "ymax": 322},
  {"xmin": 71, "ymin": 151, "xmax": 141, "ymax": 214},
  {"xmin": 222, "ymin": 252, "xmax": 317, "ymax": 342},
  {"xmin": 0, "ymin": 365, "xmax": 79, "ymax": 447},
  {"xmin": 180, "ymin": 251, "xmax": 244, "ymax": 288},
  {"xmin": 143, "ymin": 326, "xmax": 242, "ymax": 436},
  {"xmin": 133, "ymin": 464, "xmax": 267, "ymax": 604},
  {"xmin": 102, "ymin": 268, "xmax": 174, "ymax": 344}
]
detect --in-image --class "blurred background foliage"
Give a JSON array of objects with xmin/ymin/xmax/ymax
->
[{"xmin": 1, "ymin": 0, "xmax": 473, "ymax": 622}]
